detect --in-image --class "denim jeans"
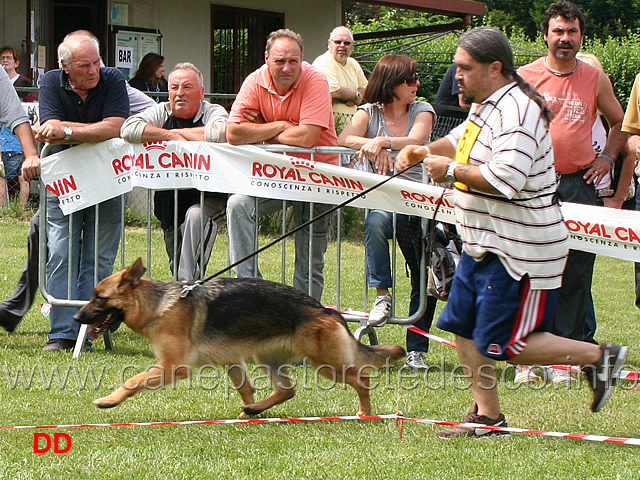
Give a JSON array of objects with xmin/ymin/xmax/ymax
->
[
  {"xmin": 365, "ymin": 210, "xmax": 409, "ymax": 289},
  {"xmin": 365, "ymin": 210, "xmax": 437, "ymax": 352},
  {"xmin": 226, "ymin": 195, "xmax": 331, "ymax": 301},
  {"xmin": 2, "ymin": 151, "xmax": 25, "ymax": 179},
  {"xmin": 46, "ymin": 195, "xmax": 123, "ymax": 341}
]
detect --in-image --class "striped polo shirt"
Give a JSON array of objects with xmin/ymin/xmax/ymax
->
[{"xmin": 445, "ymin": 82, "xmax": 569, "ymax": 290}]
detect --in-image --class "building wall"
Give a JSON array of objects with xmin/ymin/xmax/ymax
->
[
  {"xmin": 0, "ymin": 0, "xmax": 29, "ymax": 73},
  {"xmin": 124, "ymin": 0, "xmax": 341, "ymax": 89},
  {"xmin": 0, "ymin": 0, "xmax": 343, "ymax": 90}
]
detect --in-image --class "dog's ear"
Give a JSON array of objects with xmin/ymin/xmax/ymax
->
[
  {"xmin": 120, "ymin": 257, "xmax": 147, "ymax": 288},
  {"xmin": 130, "ymin": 257, "xmax": 147, "ymax": 279}
]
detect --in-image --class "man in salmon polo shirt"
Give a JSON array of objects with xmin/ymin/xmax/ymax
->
[
  {"xmin": 516, "ymin": 1, "xmax": 627, "ymax": 384},
  {"xmin": 226, "ymin": 28, "xmax": 337, "ymax": 301}
]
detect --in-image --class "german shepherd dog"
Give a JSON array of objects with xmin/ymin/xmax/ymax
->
[{"xmin": 74, "ymin": 258, "xmax": 405, "ymax": 417}]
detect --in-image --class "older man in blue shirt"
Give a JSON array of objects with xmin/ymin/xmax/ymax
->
[{"xmin": 35, "ymin": 32, "xmax": 129, "ymax": 351}]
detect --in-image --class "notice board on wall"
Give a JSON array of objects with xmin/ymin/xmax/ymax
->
[{"xmin": 108, "ymin": 25, "xmax": 162, "ymax": 80}]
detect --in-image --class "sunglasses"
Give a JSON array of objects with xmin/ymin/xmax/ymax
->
[
  {"xmin": 404, "ymin": 73, "xmax": 419, "ymax": 86},
  {"xmin": 331, "ymin": 39, "xmax": 353, "ymax": 46}
]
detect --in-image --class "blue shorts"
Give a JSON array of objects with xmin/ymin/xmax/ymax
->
[
  {"xmin": 2, "ymin": 152, "xmax": 25, "ymax": 180},
  {"xmin": 437, "ymin": 252, "xmax": 558, "ymax": 361}
]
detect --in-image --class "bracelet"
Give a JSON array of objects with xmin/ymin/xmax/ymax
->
[
  {"xmin": 387, "ymin": 137, "xmax": 395, "ymax": 150},
  {"xmin": 600, "ymin": 154, "xmax": 614, "ymax": 169}
]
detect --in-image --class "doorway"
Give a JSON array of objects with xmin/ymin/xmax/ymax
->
[{"xmin": 49, "ymin": 0, "xmax": 107, "ymax": 69}]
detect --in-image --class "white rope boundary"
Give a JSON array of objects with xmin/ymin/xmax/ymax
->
[{"xmin": 3, "ymin": 413, "xmax": 639, "ymax": 445}]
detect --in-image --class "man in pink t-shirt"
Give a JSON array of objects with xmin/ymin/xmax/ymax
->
[
  {"xmin": 226, "ymin": 28, "xmax": 337, "ymax": 301},
  {"xmin": 516, "ymin": 1, "xmax": 626, "ymax": 384}
]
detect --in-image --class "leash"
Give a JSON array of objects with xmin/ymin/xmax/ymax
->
[{"xmin": 181, "ymin": 157, "xmax": 427, "ymax": 297}]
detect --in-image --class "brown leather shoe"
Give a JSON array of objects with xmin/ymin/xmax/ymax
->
[{"xmin": 438, "ymin": 404, "xmax": 510, "ymax": 439}]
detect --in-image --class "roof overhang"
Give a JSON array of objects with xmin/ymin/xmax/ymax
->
[
  {"xmin": 351, "ymin": 0, "xmax": 485, "ymax": 40},
  {"xmin": 356, "ymin": 0, "xmax": 486, "ymax": 17}
]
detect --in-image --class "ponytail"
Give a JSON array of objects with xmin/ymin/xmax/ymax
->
[{"xmin": 512, "ymin": 72, "xmax": 553, "ymax": 126}]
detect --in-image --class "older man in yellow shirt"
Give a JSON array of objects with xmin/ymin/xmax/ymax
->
[{"xmin": 312, "ymin": 26, "xmax": 368, "ymax": 134}]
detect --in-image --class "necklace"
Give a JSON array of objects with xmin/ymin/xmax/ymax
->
[
  {"xmin": 382, "ymin": 105, "xmax": 401, "ymax": 126},
  {"xmin": 543, "ymin": 56, "xmax": 579, "ymax": 77}
]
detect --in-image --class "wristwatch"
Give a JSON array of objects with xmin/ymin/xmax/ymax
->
[
  {"xmin": 445, "ymin": 161, "xmax": 457, "ymax": 184},
  {"xmin": 355, "ymin": 91, "xmax": 361, "ymax": 103},
  {"xmin": 63, "ymin": 126, "xmax": 73, "ymax": 141}
]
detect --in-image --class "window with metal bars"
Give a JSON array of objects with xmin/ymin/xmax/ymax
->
[{"xmin": 211, "ymin": 5, "xmax": 284, "ymax": 107}]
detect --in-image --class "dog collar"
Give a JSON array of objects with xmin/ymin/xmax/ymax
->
[{"xmin": 180, "ymin": 280, "xmax": 202, "ymax": 298}]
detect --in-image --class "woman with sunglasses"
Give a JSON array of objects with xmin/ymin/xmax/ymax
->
[{"xmin": 338, "ymin": 54, "xmax": 436, "ymax": 371}]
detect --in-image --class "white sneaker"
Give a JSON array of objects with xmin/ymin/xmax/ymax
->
[
  {"xmin": 514, "ymin": 365, "xmax": 542, "ymax": 384},
  {"xmin": 368, "ymin": 294, "xmax": 392, "ymax": 327},
  {"xmin": 546, "ymin": 367, "xmax": 576, "ymax": 384},
  {"xmin": 404, "ymin": 351, "xmax": 429, "ymax": 371}
]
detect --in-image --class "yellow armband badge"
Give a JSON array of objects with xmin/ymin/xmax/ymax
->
[{"xmin": 454, "ymin": 120, "xmax": 481, "ymax": 191}]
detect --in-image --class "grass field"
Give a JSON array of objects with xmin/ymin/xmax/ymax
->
[{"xmin": 0, "ymin": 214, "xmax": 639, "ymax": 480}]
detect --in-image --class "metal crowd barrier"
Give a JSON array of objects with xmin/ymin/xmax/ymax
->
[
  {"xmin": 252, "ymin": 144, "xmax": 431, "ymax": 345},
  {"xmin": 37, "ymin": 143, "xmax": 430, "ymax": 354},
  {"xmin": 38, "ymin": 144, "xmax": 126, "ymax": 357},
  {"xmin": 37, "ymin": 113, "xmax": 466, "ymax": 357}
]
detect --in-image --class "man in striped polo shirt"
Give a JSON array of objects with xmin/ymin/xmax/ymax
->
[{"xmin": 397, "ymin": 27, "xmax": 627, "ymax": 438}]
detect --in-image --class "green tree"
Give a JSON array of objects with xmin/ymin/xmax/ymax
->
[
  {"xmin": 345, "ymin": 3, "xmax": 452, "ymax": 33},
  {"xmin": 482, "ymin": 0, "xmax": 543, "ymax": 38},
  {"xmin": 345, "ymin": 1, "xmax": 640, "ymax": 106},
  {"xmin": 578, "ymin": 0, "xmax": 640, "ymax": 38},
  {"xmin": 485, "ymin": 0, "xmax": 640, "ymax": 40}
]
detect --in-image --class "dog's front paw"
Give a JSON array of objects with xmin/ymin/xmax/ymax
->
[
  {"xmin": 238, "ymin": 410, "xmax": 258, "ymax": 419},
  {"xmin": 93, "ymin": 396, "xmax": 121, "ymax": 409},
  {"xmin": 240, "ymin": 404, "xmax": 263, "ymax": 417}
]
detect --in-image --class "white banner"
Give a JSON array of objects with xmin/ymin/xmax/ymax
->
[{"xmin": 40, "ymin": 139, "xmax": 640, "ymax": 262}]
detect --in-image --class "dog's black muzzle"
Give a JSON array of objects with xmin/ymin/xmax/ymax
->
[{"xmin": 74, "ymin": 307, "xmax": 125, "ymax": 339}]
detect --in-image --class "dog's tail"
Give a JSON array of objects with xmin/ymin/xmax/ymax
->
[
  {"xmin": 355, "ymin": 342, "xmax": 406, "ymax": 369},
  {"xmin": 300, "ymin": 309, "xmax": 406, "ymax": 370},
  {"xmin": 320, "ymin": 308, "xmax": 406, "ymax": 368}
]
